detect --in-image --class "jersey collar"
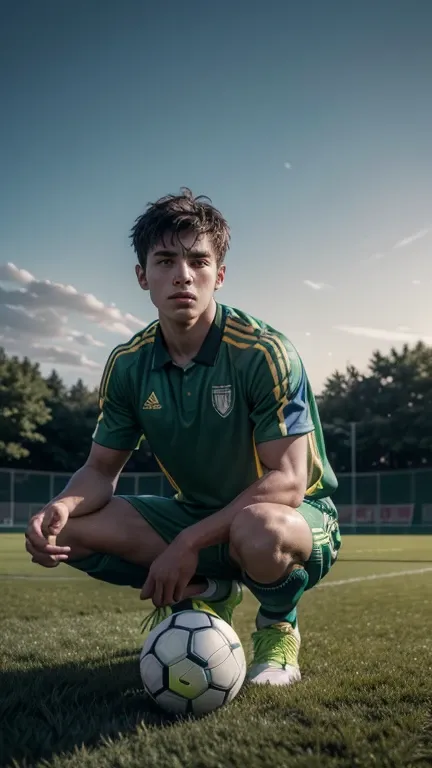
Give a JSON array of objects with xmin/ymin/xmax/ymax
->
[{"xmin": 152, "ymin": 303, "xmax": 226, "ymax": 370}]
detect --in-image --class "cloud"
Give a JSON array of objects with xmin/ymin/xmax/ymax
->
[
  {"xmin": 0, "ymin": 263, "xmax": 33, "ymax": 284},
  {"xmin": 0, "ymin": 303, "xmax": 67, "ymax": 337},
  {"xmin": 393, "ymin": 229, "xmax": 429, "ymax": 249},
  {"xmin": 68, "ymin": 332, "xmax": 106, "ymax": 347},
  {"xmin": 303, "ymin": 280, "xmax": 332, "ymax": 291},
  {"xmin": 0, "ymin": 335, "xmax": 100, "ymax": 370},
  {"xmin": 0, "ymin": 263, "xmax": 145, "ymax": 336},
  {"xmin": 363, "ymin": 227, "xmax": 430, "ymax": 263},
  {"xmin": 0, "ymin": 262, "xmax": 148, "ymax": 371},
  {"xmin": 0, "ymin": 303, "xmax": 104, "ymax": 348},
  {"xmin": 31, "ymin": 344, "xmax": 100, "ymax": 369},
  {"xmin": 335, "ymin": 325, "xmax": 432, "ymax": 345},
  {"xmin": 284, "ymin": 162, "xmax": 292, "ymax": 170}
]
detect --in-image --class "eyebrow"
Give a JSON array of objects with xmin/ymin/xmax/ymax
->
[{"xmin": 152, "ymin": 248, "xmax": 212, "ymax": 259}]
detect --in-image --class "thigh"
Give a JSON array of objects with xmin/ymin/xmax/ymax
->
[
  {"xmin": 297, "ymin": 497, "xmax": 342, "ymax": 589},
  {"xmin": 122, "ymin": 495, "xmax": 241, "ymax": 581},
  {"xmin": 64, "ymin": 494, "xmax": 240, "ymax": 584},
  {"xmin": 61, "ymin": 496, "xmax": 167, "ymax": 588},
  {"xmin": 59, "ymin": 496, "xmax": 166, "ymax": 562}
]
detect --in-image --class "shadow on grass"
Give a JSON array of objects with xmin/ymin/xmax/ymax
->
[{"xmin": 0, "ymin": 652, "xmax": 180, "ymax": 768}]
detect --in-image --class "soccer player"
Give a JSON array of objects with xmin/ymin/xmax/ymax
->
[{"xmin": 25, "ymin": 188, "xmax": 341, "ymax": 686}]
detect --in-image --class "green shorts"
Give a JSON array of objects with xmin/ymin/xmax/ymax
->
[{"xmin": 67, "ymin": 495, "xmax": 341, "ymax": 591}]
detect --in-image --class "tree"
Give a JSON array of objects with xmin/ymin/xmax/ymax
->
[
  {"xmin": 31, "ymin": 376, "xmax": 99, "ymax": 471},
  {"xmin": 319, "ymin": 342, "xmax": 432, "ymax": 471},
  {"xmin": 0, "ymin": 348, "xmax": 51, "ymax": 462}
]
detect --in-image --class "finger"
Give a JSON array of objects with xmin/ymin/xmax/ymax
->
[
  {"xmin": 173, "ymin": 577, "xmax": 189, "ymax": 604},
  {"xmin": 153, "ymin": 578, "xmax": 165, "ymax": 608},
  {"xmin": 140, "ymin": 573, "xmax": 155, "ymax": 601},
  {"xmin": 32, "ymin": 555, "xmax": 61, "ymax": 568},
  {"xmin": 26, "ymin": 540, "xmax": 58, "ymax": 567},
  {"xmin": 26, "ymin": 538, "xmax": 67, "ymax": 565},
  {"xmin": 43, "ymin": 516, "xmax": 65, "ymax": 539},
  {"xmin": 26, "ymin": 527, "xmax": 70, "ymax": 555},
  {"xmin": 161, "ymin": 579, "xmax": 177, "ymax": 608}
]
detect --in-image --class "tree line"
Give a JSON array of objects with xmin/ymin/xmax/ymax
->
[{"xmin": 1, "ymin": 342, "xmax": 431, "ymax": 474}]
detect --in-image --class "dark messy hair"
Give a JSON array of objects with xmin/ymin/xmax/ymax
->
[{"xmin": 130, "ymin": 187, "xmax": 230, "ymax": 269}]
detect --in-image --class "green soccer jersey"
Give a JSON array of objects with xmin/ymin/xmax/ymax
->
[{"xmin": 92, "ymin": 303, "xmax": 338, "ymax": 509}]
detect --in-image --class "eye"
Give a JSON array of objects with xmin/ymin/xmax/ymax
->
[{"xmin": 192, "ymin": 259, "xmax": 208, "ymax": 268}]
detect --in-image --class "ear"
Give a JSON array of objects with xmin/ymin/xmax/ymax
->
[
  {"xmin": 215, "ymin": 264, "xmax": 226, "ymax": 291},
  {"xmin": 135, "ymin": 264, "xmax": 149, "ymax": 291}
]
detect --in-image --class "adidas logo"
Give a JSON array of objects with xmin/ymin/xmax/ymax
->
[{"xmin": 143, "ymin": 391, "xmax": 162, "ymax": 410}]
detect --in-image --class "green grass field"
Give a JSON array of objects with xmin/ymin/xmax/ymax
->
[{"xmin": 1, "ymin": 534, "xmax": 431, "ymax": 768}]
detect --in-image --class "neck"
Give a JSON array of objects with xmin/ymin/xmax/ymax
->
[{"xmin": 159, "ymin": 299, "xmax": 217, "ymax": 365}]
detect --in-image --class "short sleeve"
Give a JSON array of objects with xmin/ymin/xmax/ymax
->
[
  {"xmin": 92, "ymin": 353, "xmax": 143, "ymax": 451},
  {"xmin": 249, "ymin": 333, "xmax": 315, "ymax": 444}
]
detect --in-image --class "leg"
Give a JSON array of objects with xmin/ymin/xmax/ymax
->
[
  {"xmin": 57, "ymin": 494, "xmax": 242, "ymax": 624},
  {"xmin": 229, "ymin": 497, "xmax": 341, "ymax": 685},
  {"xmin": 57, "ymin": 496, "xmax": 209, "ymax": 593},
  {"xmin": 58, "ymin": 496, "xmax": 168, "ymax": 566}
]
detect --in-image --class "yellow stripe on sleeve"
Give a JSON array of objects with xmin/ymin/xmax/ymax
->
[
  {"xmin": 306, "ymin": 432, "xmax": 324, "ymax": 495},
  {"xmin": 99, "ymin": 324, "xmax": 157, "ymax": 406},
  {"xmin": 223, "ymin": 326, "xmax": 290, "ymax": 437}
]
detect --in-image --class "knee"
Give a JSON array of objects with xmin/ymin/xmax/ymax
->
[{"xmin": 229, "ymin": 503, "xmax": 312, "ymax": 571}]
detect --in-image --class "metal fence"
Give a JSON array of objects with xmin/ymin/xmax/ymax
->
[
  {"xmin": 332, "ymin": 468, "xmax": 432, "ymax": 533},
  {"xmin": 0, "ymin": 469, "xmax": 173, "ymax": 529},
  {"xmin": 1, "ymin": 467, "xmax": 432, "ymax": 533}
]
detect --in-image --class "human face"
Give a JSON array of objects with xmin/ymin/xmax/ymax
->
[{"xmin": 135, "ymin": 231, "xmax": 225, "ymax": 322}]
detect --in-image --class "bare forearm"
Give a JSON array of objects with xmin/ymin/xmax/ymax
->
[
  {"xmin": 179, "ymin": 469, "xmax": 303, "ymax": 551},
  {"xmin": 52, "ymin": 465, "xmax": 116, "ymax": 517}
]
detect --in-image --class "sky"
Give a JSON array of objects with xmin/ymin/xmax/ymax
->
[{"xmin": 1, "ymin": 0, "xmax": 431, "ymax": 395}]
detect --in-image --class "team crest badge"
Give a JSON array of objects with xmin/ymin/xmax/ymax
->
[{"xmin": 211, "ymin": 384, "xmax": 234, "ymax": 418}]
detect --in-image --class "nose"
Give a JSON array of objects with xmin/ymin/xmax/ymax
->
[{"xmin": 173, "ymin": 260, "xmax": 192, "ymax": 285}]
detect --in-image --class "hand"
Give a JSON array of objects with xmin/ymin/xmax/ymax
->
[
  {"xmin": 140, "ymin": 537, "xmax": 199, "ymax": 607},
  {"xmin": 25, "ymin": 501, "xmax": 71, "ymax": 567}
]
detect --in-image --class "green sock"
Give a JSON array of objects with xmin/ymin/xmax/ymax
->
[{"xmin": 242, "ymin": 566, "xmax": 309, "ymax": 629}]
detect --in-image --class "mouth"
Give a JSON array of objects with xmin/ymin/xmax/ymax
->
[{"xmin": 168, "ymin": 292, "xmax": 196, "ymax": 301}]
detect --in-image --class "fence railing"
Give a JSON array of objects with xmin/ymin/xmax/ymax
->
[
  {"xmin": 1, "ymin": 467, "xmax": 432, "ymax": 532},
  {"xmin": 0, "ymin": 468, "xmax": 173, "ymax": 528}
]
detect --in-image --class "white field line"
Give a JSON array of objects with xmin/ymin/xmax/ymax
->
[
  {"xmin": 349, "ymin": 547, "xmax": 402, "ymax": 554},
  {"xmin": 1, "ymin": 566, "xmax": 432, "ymax": 586},
  {"xmin": 318, "ymin": 566, "xmax": 432, "ymax": 588}
]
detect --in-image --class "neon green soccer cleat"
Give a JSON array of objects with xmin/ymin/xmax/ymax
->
[
  {"xmin": 206, "ymin": 580, "xmax": 243, "ymax": 628},
  {"xmin": 247, "ymin": 622, "xmax": 302, "ymax": 686},
  {"xmin": 141, "ymin": 580, "xmax": 243, "ymax": 638}
]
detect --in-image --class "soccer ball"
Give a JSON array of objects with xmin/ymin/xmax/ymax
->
[{"xmin": 140, "ymin": 608, "xmax": 246, "ymax": 716}]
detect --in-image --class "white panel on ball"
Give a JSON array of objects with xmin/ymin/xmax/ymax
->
[
  {"xmin": 225, "ymin": 671, "xmax": 246, "ymax": 703},
  {"xmin": 210, "ymin": 616, "xmax": 242, "ymax": 646},
  {"xmin": 208, "ymin": 650, "xmax": 241, "ymax": 689},
  {"xmin": 206, "ymin": 644, "xmax": 232, "ymax": 670},
  {"xmin": 154, "ymin": 628, "xmax": 189, "ymax": 665},
  {"xmin": 192, "ymin": 687, "xmax": 226, "ymax": 716},
  {"xmin": 140, "ymin": 654, "xmax": 164, "ymax": 694},
  {"xmin": 140, "ymin": 615, "xmax": 173, "ymax": 657},
  {"xmin": 174, "ymin": 610, "xmax": 212, "ymax": 629},
  {"xmin": 233, "ymin": 645, "xmax": 247, "ymax": 673},
  {"xmin": 156, "ymin": 690, "xmax": 188, "ymax": 715},
  {"xmin": 191, "ymin": 627, "xmax": 227, "ymax": 662}
]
